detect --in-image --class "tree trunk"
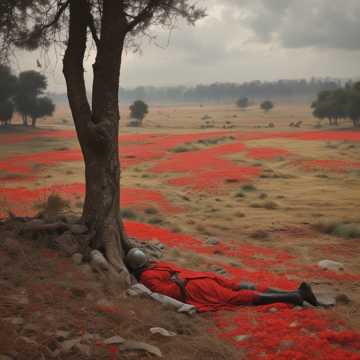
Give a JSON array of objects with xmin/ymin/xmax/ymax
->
[
  {"xmin": 63, "ymin": 0, "xmax": 130, "ymax": 286},
  {"xmin": 22, "ymin": 114, "xmax": 28, "ymax": 126},
  {"xmin": 31, "ymin": 117, "xmax": 37, "ymax": 127}
]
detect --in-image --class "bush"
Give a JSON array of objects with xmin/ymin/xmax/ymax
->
[
  {"xmin": 120, "ymin": 208, "xmax": 139, "ymax": 220},
  {"xmin": 34, "ymin": 193, "xmax": 70, "ymax": 217},
  {"xmin": 314, "ymin": 221, "xmax": 360, "ymax": 239},
  {"xmin": 241, "ymin": 184, "xmax": 257, "ymax": 192}
]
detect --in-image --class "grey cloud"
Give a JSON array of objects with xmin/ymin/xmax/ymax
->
[{"xmin": 223, "ymin": 0, "xmax": 360, "ymax": 50}]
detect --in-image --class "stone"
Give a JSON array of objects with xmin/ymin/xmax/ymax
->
[
  {"xmin": 335, "ymin": 294, "xmax": 351, "ymax": 304},
  {"xmin": 318, "ymin": 260, "xmax": 344, "ymax": 272},
  {"xmin": 150, "ymin": 327, "xmax": 176, "ymax": 337},
  {"xmin": 70, "ymin": 224, "xmax": 88, "ymax": 235},
  {"xmin": 103, "ymin": 336, "xmax": 126, "ymax": 345},
  {"xmin": 206, "ymin": 237, "xmax": 220, "ymax": 245},
  {"xmin": 4, "ymin": 317, "xmax": 24, "ymax": 326},
  {"xmin": 72, "ymin": 253, "xmax": 83, "ymax": 265},
  {"xmin": 234, "ymin": 335, "xmax": 250, "ymax": 342},
  {"xmin": 121, "ymin": 340, "xmax": 162, "ymax": 358},
  {"xmin": 55, "ymin": 330, "xmax": 71, "ymax": 340},
  {"xmin": 317, "ymin": 294, "xmax": 336, "ymax": 307},
  {"xmin": 19, "ymin": 336, "xmax": 38, "ymax": 346}
]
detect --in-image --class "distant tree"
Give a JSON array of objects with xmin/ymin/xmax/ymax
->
[
  {"xmin": 0, "ymin": 65, "xmax": 17, "ymax": 125},
  {"xmin": 260, "ymin": 100, "xmax": 274, "ymax": 113},
  {"xmin": 312, "ymin": 83, "xmax": 360, "ymax": 128},
  {"xmin": 347, "ymin": 82, "xmax": 360, "ymax": 128},
  {"xmin": 14, "ymin": 70, "xmax": 48, "ymax": 126},
  {"xmin": 0, "ymin": 99, "xmax": 14, "ymax": 126},
  {"xmin": 29, "ymin": 97, "xmax": 55, "ymax": 127},
  {"xmin": 236, "ymin": 97, "xmax": 249, "ymax": 110},
  {"xmin": 129, "ymin": 100, "xmax": 148, "ymax": 127}
]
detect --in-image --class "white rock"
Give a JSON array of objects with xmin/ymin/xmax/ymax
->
[
  {"xmin": 318, "ymin": 260, "xmax": 344, "ymax": 272},
  {"xmin": 121, "ymin": 340, "xmax": 162, "ymax": 358},
  {"xmin": 150, "ymin": 327, "xmax": 177, "ymax": 337},
  {"xmin": 234, "ymin": 335, "xmax": 250, "ymax": 342},
  {"xmin": 103, "ymin": 336, "xmax": 126, "ymax": 345}
]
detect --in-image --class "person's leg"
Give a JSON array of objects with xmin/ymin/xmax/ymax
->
[{"xmin": 239, "ymin": 281, "xmax": 318, "ymax": 306}]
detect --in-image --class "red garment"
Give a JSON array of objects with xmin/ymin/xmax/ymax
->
[{"xmin": 139, "ymin": 262, "xmax": 265, "ymax": 312}]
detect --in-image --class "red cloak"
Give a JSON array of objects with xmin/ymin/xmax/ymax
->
[{"xmin": 139, "ymin": 262, "xmax": 267, "ymax": 312}]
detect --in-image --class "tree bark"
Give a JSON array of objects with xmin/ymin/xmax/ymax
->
[{"xmin": 63, "ymin": 0, "xmax": 130, "ymax": 286}]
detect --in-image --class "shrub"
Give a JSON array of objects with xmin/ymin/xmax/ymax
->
[
  {"xmin": 241, "ymin": 184, "xmax": 257, "ymax": 192},
  {"xmin": 34, "ymin": 193, "xmax": 70, "ymax": 216},
  {"xmin": 144, "ymin": 207, "xmax": 158, "ymax": 215},
  {"xmin": 250, "ymin": 230, "xmax": 269, "ymax": 240},
  {"xmin": 314, "ymin": 221, "xmax": 360, "ymax": 239},
  {"xmin": 120, "ymin": 208, "xmax": 139, "ymax": 220}
]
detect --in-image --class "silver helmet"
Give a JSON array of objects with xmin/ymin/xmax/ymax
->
[{"xmin": 125, "ymin": 248, "xmax": 148, "ymax": 271}]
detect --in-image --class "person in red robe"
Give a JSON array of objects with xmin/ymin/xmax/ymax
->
[{"xmin": 126, "ymin": 248, "xmax": 319, "ymax": 312}]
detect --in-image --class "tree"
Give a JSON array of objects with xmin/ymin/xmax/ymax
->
[
  {"xmin": 129, "ymin": 100, "xmax": 148, "ymax": 126},
  {"xmin": 0, "ymin": 0, "xmax": 205, "ymax": 284},
  {"xmin": 14, "ymin": 70, "xmax": 48, "ymax": 126},
  {"xmin": 0, "ymin": 65, "xmax": 17, "ymax": 125},
  {"xmin": 236, "ymin": 97, "xmax": 249, "ymax": 110},
  {"xmin": 347, "ymin": 82, "xmax": 360, "ymax": 127},
  {"xmin": 260, "ymin": 100, "xmax": 274, "ymax": 113},
  {"xmin": 312, "ymin": 86, "xmax": 357, "ymax": 127},
  {"xmin": 29, "ymin": 96, "xmax": 55, "ymax": 127},
  {"xmin": 0, "ymin": 99, "xmax": 14, "ymax": 126}
]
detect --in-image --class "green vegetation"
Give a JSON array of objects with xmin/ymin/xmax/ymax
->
[
  {"xmin": 170, "ymin": 136, "xmax": 235, "ymax": 153},
  {"xmin": 236, "ymin": 97, "xmax": 249, "ymax": 110},
  {"xmin": 314, "ymin": 221, "xmax": 360, "ymax": 239},
  {"xmin": 260, "ymin": 100, "xmax": 274, "ymax": 113},
  {"xmin": 241, "ymin": 184, "xmax": 257, "ymax": 192},
  {"xmin": 128, "ymin": 100, "xmax": 149, "ymax": 127},
  {"xmin": 311, "ymin": 82, "xmax": 360, "ymax": 127},
  {"xmin": 120, "ymin": 208, "xmax": 139, "ymax": 220}
]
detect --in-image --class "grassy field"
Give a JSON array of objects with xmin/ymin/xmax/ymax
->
[{"xmin": 0, "ymin": 102, "xmax": 360, "ymax": 359}]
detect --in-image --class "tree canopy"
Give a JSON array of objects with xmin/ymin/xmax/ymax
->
[
  {"xmin": 311, "ymin": 82, "xmax": 360, "ymax": 127},
  {"xmin": 14, "ymin": 70, "xmax": 54, "ymax": 126},
  {"xmin": 236, "ymin": 97, "xmax": 249, "ymax": 110},
  {"xmin": 0, "ymin": 65, "xmax": 17, "ymax": 125},
  {"xmin": 129, "ymin": 100, "xmax": 149, "ymax": 126},
  {"xmin": 260, "ymin": 100, "xmax": 274, "ymax": 113}
]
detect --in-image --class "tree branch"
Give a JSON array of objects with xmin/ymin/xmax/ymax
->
[
  {"xmin": 126, "ymin": 0, "xmax": 162, "ymax": 32},
  {"xmin": 86, "ymin": 1, "xmax": 100, "ymax": 48},
  {"xmin": 37, "ymin": 0, "xmax": 70, "ymax": 34}
]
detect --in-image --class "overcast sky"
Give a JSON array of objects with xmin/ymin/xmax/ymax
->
[{"xmin": 13, "ymin": 0, "xmax": 360, "ymax": 92}]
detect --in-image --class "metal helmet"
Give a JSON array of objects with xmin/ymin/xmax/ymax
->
[{"xmin": 125, "ymin": 248, "xmax": 147, "ymax": 271}]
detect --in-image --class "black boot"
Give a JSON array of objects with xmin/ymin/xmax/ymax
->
[
  {"xmin": 254, "ymin": 292, "xmax": 303, "ymax": 306},
  {"xmin": 298, "ymin": 282, "xmax": 319, "ymax": 306}
]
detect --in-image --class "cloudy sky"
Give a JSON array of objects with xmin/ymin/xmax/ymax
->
[{"xmin": 14, "ymin": 0, "xmax": 360, "ymax": 92}]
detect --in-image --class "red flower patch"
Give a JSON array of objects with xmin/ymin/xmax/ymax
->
[
  {"xmin": 246, "ymin": 147, "xmax": 290, "ymax": 159},
  {"xmin": 151, "ymin": 142, "xmax": 261, "ymax": 191}
]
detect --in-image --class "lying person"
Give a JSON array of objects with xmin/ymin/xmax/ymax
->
[{"xmin": 125, "ymin": 248, "xmax": 319, "ymax": 312}]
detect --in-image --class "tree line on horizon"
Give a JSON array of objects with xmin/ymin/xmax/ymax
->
[
  {"xmin": 118, "ymin": 78, "xmax": 342, "ymax": 104},
  {"xmin": 0, "ymin": 65, "xmax": 55, "ymax": 127},
  {"xmin": 48, "ymin": 78, "xmax": 344, "ymax": 105}
]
